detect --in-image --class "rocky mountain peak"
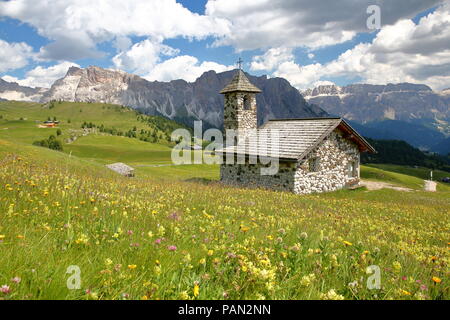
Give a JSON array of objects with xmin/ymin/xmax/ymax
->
[
  {"xmin": 303, "ymin": 82, "xmax": 450, "ymax": 136},
  {"xmin": 31, "ymin": 66, "xmax": 326, "ymax": 128}
]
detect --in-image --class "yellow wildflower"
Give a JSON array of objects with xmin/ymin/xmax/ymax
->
[
  {"xmin": 320, "ymin": 289, "xmax": 345, "ymax": 300},
  {"xmin": 432, "ymin": 276, "xmax": 441, "ymax": 283},
  {"xmin": 193, "ymin": 284, "xmax": 200, "ymax": 297},
  {"xmin": 179, "ymin": 291, "xmax": 189, "ymax": 300},
  {"xmin": 240, "ymin": 225, "xmax": 250, "ymax": 232},
  {"xmin": 392, "ymin": 261, "xmax": 402, "ymax": 273},
  {"xmin": 400, "ymin": 289, "xmax": 411, "ymax": 296}
]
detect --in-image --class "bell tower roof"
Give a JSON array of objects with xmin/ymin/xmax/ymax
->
[{"xmin": 220, "ymin": 69, "xmax": 262, "ymax": 94}]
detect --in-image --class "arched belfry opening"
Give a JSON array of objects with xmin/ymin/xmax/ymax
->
[{"xmin": 243, "ymin": 95, "xmax": 251, "ymax": 110}]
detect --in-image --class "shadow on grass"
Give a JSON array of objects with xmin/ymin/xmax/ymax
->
[{"xmin": 184, "ymin": 177, "xmax": 219, "ymax": 185}]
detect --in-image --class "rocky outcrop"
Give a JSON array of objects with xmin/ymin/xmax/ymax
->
[
  {"xmin": 41, "ymin": 66, "xmax": 327, "ymax": 128},
  {"xmin": 0, "ymin": 78, "xmax": 45, "ymax": 102},
  {"xmin": 303, "ymin": 83, "xmax": 450, "ymax": 135},
  {"xmin": 41, "ymin": 66, "xmax": 136, "ymax": 104}
]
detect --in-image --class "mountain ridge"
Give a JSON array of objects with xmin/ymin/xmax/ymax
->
[
  {"xmin": 0, "ymin": 78, "xmax": 46, "ymax": 102},
  {"xmin": 1, "ymin": 66, "xmax": 326, "ymax": 129},
  {"xmin": 303, "ymin": 83, "xmax": 450, "ymax": 136}
]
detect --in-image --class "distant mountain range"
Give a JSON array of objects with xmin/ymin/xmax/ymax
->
[
  {"xmin": 303, "ymin": 83, "xmax": 450, "ymax": 154},
  {"xmin": 1, "ymin": 68, "xmax": 449, "ymax": 155},
  {"xmin": 347, "ymin": 120, "xmax": 447, "ymax": 153},
  {"xmin": 0, "ymin": 66, "xmax": 326, "ymax": 129},
  {"xmin": 303, "ymin": 83, "xmax": 450, "ymax": 134},
  {"xmin": 0, "ymin": 78, "xmax": 46, "ymax": 102}
]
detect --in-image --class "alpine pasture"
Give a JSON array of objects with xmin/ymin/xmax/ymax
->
[{"xmin": 0, "ymin": 101, "xmax": 448, "ymax": 300}]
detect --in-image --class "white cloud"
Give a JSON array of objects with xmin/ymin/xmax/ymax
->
[
  {"xmin": 267, "ymin": 3, "xmax": 450, "ymax": 90},
  {"xmin": 0, "ymin": 0, "xmax": 230, "ymax": 61},
  {"xmin": 206, "ymin": 0, "xmax": 444, "ymax": 51},
  {"xmin": 113, "ymin": 36, "xmax": 132, "ymax": 52},
  {"xmin": 112, "ymin": 39, "xmax": 179, "ymax": 75},
  {"xmin": 0, "ymin": 39, "xmax": 34, "ymax": 72},
  {"xmin": 2, "ymin": 61, "xmax": 80, "ymax": 88},
  {"xmin": 274, "ymin": 61, "xmax": 325, "ymax": 90},
  {"xmin": 313, "ymin": 80, "xmax": 335, "ymax": 87},
  {"xmin": 250, "ymin": 48, "xmax": 294, "ymax": 71},
  {"xmin": 145, "ymin": 55, "xmax": 233, "ymax": 82}
]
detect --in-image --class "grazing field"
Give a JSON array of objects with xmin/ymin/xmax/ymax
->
[
  {"xmin": 0, "ymin": 137, "xmax": 448, "ymax": 300},
  {"xmin": 0, "ymin": 101, "xmax": 448, "ymax": 300}
]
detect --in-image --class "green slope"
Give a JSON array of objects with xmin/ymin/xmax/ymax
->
[
  {"xmin": 0, "ymin": 101, "xmax": 448, "ymax": 300},
  {"xmin": 0, "ymin": 100, "xmax": 187, "ymax": 146},
  {"xmin": 0, "ymin": 136, "xmax": 448, "ymax": 300}
]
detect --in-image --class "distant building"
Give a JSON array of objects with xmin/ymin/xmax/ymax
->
[
  {"xmin": 217, "ymin": 69, "xmax": 376, "ymax": 194},
  {"xmin": 106, "ymin": 163, "xmax": 135, "ymax": 177},
  {"xmin": 42, "ymin": 120, "xmax": 59, "ymax": 128}
]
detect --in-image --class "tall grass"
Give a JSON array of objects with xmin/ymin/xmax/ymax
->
[{"xmin": 0, "ymin": 142, "xmax": 448, "ymax": 300}]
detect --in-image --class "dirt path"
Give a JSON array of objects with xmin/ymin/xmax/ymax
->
[{"xmin": 360, "ymin": 180, "xmax": 413, "ymax": 192}]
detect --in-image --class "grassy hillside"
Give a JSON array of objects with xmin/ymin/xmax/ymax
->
[
  {"xmin": 361, "ymin": 138, "xmax": 450, "ymax": 172},
  {"xmin": 364, "ymin": 164, "xmax": 450, "ymax": 192},
  {"xmin": 0, "ymin": 100, "xmax": 187, "ymax": 147},
  {"xmin": 0, "ymin": 137, "xmax": 448, "ymax": 300},
  {"xmin": 0, "ymin": 101, "xmax": 448, "ymax": 300}
]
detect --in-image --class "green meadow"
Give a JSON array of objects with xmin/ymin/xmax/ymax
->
[{"xmin": 0, "ymin": 101, "xmax": 448, "ymax": 300}]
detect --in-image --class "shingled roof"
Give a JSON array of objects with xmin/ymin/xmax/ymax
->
[
  {"xmin": 217, "ymin": 118, "xmax": 376, "ymax": 161},
  {"xmin": 219, "ymin": 69, "xmax": 262, "ymax": 94}
]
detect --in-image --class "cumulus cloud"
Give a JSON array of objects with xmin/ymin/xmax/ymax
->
[
  {"xmin": 265, "ymin": 3, "xmax": 450, "ymax": 90},
  {"xmin": 250, "ymin": 47, "xmax": 294, "ymax": 71},
  {"xmin": 144, "ymin": 55, "xmax": 233, "ymax": 82},
  {"xmin": 0, "ymin": 0, "xmax": 230, "ymax": 61},
  {"xmin": 112, "ymin": 39, "xmax": 179, "ymax": 75},
  {"xmin": 2, "ymin": 61, "xmax": 80, "ymax": 88},
  {"xmin": 206, "ymin": 0, "xmax": 444, "ymax": 50},
  {"xmin": 0, "ymin": 39, "xmax": 34, "ymax": 72}
]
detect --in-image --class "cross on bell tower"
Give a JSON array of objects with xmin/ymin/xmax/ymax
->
[{"xmin": 236, "ymin": 57, "xmax": 243, "ymax": 70}]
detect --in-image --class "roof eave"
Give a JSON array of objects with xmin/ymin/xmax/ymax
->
[
  {"xmin": 219, "ymin": 88, "xmax": 262, "ymax": 94},
  {"xmin": 338, "ymin": 119, "xmax": 377, "ymax": 154}
]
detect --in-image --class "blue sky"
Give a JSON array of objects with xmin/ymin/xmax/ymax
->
[{"xmin": 0, "ymin": 0, "xmax": 449, "ymax": 90}]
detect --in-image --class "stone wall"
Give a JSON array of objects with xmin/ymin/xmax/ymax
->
[
  {"xmin": 293, "ymin": 129, "xmax": 360, "ymax": 194},
  {"xmin": 220, "ymin": 129, "xmax": 360, "ymax": 194},
  {"xmin": 223, "ymin": 92, "xmax": 257, "ymax": 131},
  {"xmin": 220, "ymin": 160, "xmax": 297, "ymax": 192}
]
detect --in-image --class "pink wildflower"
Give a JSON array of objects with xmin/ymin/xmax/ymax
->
[
  {"xmin": 1, "ymin": 285, "xmax": 11, "ymax": 294},
  {"xmin": 11, "ymin": 277, "xmax": 21, "ymax": 284}
]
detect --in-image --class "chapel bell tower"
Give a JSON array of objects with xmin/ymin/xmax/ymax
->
[{"xmin": 220, "ymin": 60, "xmax": 262, "ymax": 134}]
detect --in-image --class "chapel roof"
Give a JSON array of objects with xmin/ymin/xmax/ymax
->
[
  {"xmin": 219, "ymin": 69, "xmax": 262, "ymax": 94},
  {"xmin": 217, "ymin": 118, "xmax": 376, "ymax": 161}
]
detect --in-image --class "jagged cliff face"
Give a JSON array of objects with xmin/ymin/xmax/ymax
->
[
  {"xmin": 41, "ymin": 66, "xmax": 136, "ymax": 105},
  {"xmin": 303, "ymin": 83, "xmax": 450, "ymax": 126},
  {"xmin": 0, "ymin": 78, "xmax": 45, "ymax": 102},
  {"xmin": 39, "ymin": 66, "xmax": 327, "ymax": 128}
]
